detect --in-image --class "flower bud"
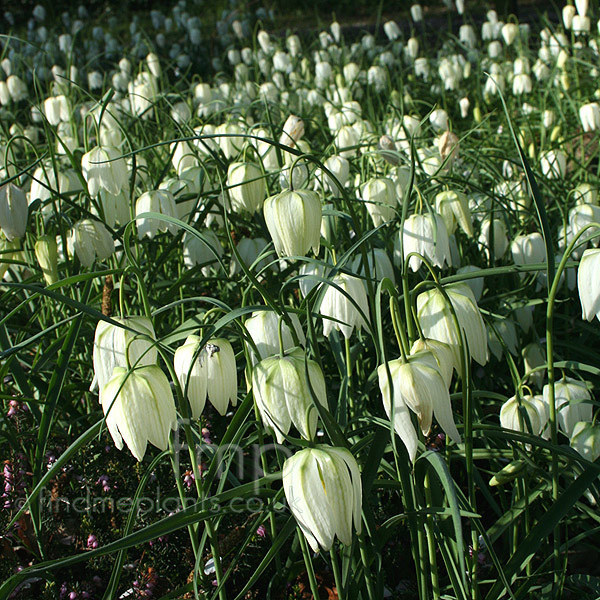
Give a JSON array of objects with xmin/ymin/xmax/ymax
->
[
  {"xmin": 282, "ymin": 446, "xmax": 362, "ymax": 552},
  {"xmin": 102, "ymin": 365, "xmax": 177, "ymax": 461},
  {"xmin": 35, "ymin": 235, "xmax": 58, "ymax": 285},
  {"xmin": 438, "ymin": 131, "xmax": 459, "ymax": 165},
  {"xmin": 264, "ymin": 189, "xmax": 321, "ymax": 258},
  {"xmin": 279, "ymin": 115, "xmax": 304, "ymax": 148}
]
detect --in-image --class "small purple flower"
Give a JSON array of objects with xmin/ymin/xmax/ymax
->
[
  {"xmin": 96, "ymin": 475, "xmax": 111, "ymax": 493},
  {"xmin": 7, "ymin": 400, "xmax": 19, "ymax": 418},
  {"xmin": 87, "ymin": 534, "xmax": 98, "ymax": 549},
  {"xmin": 256, "ymin": 524, "xmax": 267, "ymax": 538},
  {"xmin": 183, "ymin": 470, "xmax": 194, "ymax": 488}
]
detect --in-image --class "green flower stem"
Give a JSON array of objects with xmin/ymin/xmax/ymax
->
[
  {"xmin": 412, "ymin": 253, "xmax": 479, "ymax": 597},
  {"xmin": 330, "ymin": 545, "xmax": 345, "ymax": 600},
  {"xmin": 298, "ymin": 529, "xmax": 320, "ymax": 599},
  {"xmin": 168, "ymin": 443, "xmax": 200, "ymax": 559},
  {"xmin": 358, "ymin": 533, "xmax": 377, "ymax": 600},
  {"xmin": 400, "ymin": 266, "xmax": 416, "ymax": 345},
  {"xmin": 158, "ymin": 346, "xmax": 227, "ymax": 600},
  {"xmin": 389, "ymin": 296, "xmax": 409, "ymax": 361},
  {"xmin": 251, "ymin": 399, "xmax": 282, "ymax": 572},
  {"xmin": 424, "ymin": 471, "xmax": 440, "ymax": 600},
  {"xmin": 345, "ymin": 336, "xmax": 354, "ymax": 421}
]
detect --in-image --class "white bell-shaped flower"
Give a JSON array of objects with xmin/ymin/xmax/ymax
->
[
  {"xmin": 245, "ymin": 310, "xmax": 305, "ymax": 365},
  {"xmin": 500, "ymin": 394, "xmax": 548, "ymax": 437},
  {"xmin": 321, "ymin": 155, "xmax": 350, "ymax": 197},
  {"xmin": 570, "ymin": 422, "xmax": 600, "ymax": 462},
  {"xmin": 0, "ymin": 183, "xmax": 28, "ymax": 241},
  {"xmin": 227, "ymin": 162, "xmax": 266, "ymax": 215},
  {"xmin": 579, "ymin": 103, "xmax": 600, "ymax": 132},
  {"xmin": 135, "ymin": 190, "xmax": 178, "ymax": 240},
  {"xmin": 67, "ymin": 219, "xmax": 114, "ymax": 267},
  {"xmin": 82, "ymin": 145, "xmax": 129, "ymax": 198},
  {"xmin": 578, "ymin": 248, "xmax": 600, "ymax": 322},
  {"xmin": 204, "ymin": 339, "xmax": 238, "ymax": 415},
  {"xmin": 360, "ymin": 177, "xmax": 397, "ymax": 227},
  {"xmin": 478, "ymin": 217, "xmax": 509, "ymax": 260},
  {"xmin": 540, "ymin": 149, "xmax": 567, "ymax": 179},
  {"xmin": 543, "ymin": 377, "xmax": 592, "ymax": 437},
  {"xmin": 174, "ymin": 335, "xmax": 208, "ymax": 419},
  {"xmin": 102, "ymin": 365, "xmax": 177, "ymax": 461},
  {"xmin": 282, "ymin": 446, "xmax": 362, "ymax": 552},
  {"xmin": 351, "ymin": 248, "xmax": 395, "ymax": 284},
  {"xmin": 417, "ymin": 283, "xmax": 488, "ymax": 368},
  {"xmin": 252, "ymin": 347, "xmax": 327, "ymax": 442},
  {"xmin": 396, "ymin": 213, "xmax": 452, "ymax": 272},
  {"xmin": 435, "ymin": 190, "xmax": 473, "ymax": 237},
  {"xmin": 92, "ymin": 316, "xmax": 157, "ymax": 400},
  {"xmin": 182, "ymin": 229, "xmax": 223, "ymax": 275},
  {"xmin": 378, "ymin": 352, "xmax": 460, "ymax": 462},
  {"xmin": 511, "ymin": 232, "xmax": 546, "ymax": 282},
  {"xmin": 410, "ymin": 338, "xmax": 454, "ymax": 388},
  {"xmin": 320, "ymin": 272, "xmax": 370, "ymax": 339},
  {"xmin": 264, "ymin": 189, "xmax": 321, "ymax": 258}
]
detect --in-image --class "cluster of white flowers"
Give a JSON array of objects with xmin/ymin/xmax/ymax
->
[{"xmin": 3, "ymin": 0, "xmax": 600, "ymax": 559}]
